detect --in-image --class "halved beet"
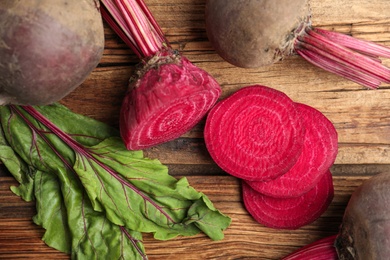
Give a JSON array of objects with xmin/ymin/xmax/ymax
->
[
  {"xmin": 101, "ymin": 1, "xmax": 222, "ymax": 150},
  {"xmin": 204, "ymin": 85, "xmax": 305, "ymax": 181},
  {"xmin": 120, "ymin": 55, "xmax": 221, "ymax": 150},
  {"xmin": 242, "ymin": 170, "xmax": 334, "ymax": 229},
  {"xmin": 246, "ymin": 103, "xmax": 338, "ymax": 198}
]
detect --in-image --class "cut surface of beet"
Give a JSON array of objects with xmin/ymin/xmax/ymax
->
[
  {"xmin": 246, "ymin": 103, "xmax": 338, "ymax": 198},
  {"xmin": 204, "ymin": 85, "xmax": 305, "ymax": 181},
  {"xmin": 242, "ymin": 170, "xmax": 334, "ymax": 229},
  {"xmin": 102, "ymin": 1, "xmax": 222, "ymax": 151},
  {"xmin": 281, "ymin": 235, "xmax": 338, "ymax": 260},
  {"xmin": 121, "ymin": 56, "xmax": 221, "ymax": 150}
]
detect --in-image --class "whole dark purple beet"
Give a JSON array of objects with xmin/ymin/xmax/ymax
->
[
  {"xmin": 335, "ymin": 172, "xmax": 390, "ymax": 259},
  {"xmin": 0, "ymin": 0, "xmax": 104, "ymax": 105},
  {"xmin": 205, "ymin": 0, "xmax": 390, "ymax": 89}
]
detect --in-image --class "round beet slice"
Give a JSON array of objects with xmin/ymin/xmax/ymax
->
[
  {"xmin": 242, "ymin": 170, "xmax": 334, "ymax": 229},
  {"xmin": 246, "ymin": 103, "xmax": 338, "ymax": 198},
  {"xmin": 204, "ymin": 85, "xmax": 305, "ymax": 181}
]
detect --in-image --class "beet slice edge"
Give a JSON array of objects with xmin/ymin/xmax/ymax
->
[
  {"xmin": 204, "ymin": 85, "xmax": 305, "ymax": 181},
  {"xmin": 242, "ymin": 170, "xmax": 334, "ymax": 229}
]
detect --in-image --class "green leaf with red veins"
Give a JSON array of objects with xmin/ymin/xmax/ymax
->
[
  {"xmin": 74, "ymin": 136, "xmax": 230, "ymax": 240},
  {"xmin": 0, "ymin": 106, "xmax": 147, "ymax": 259},
  {"xmin": 33, "ymin": 170, "xmax": 147, "ymax": 259},
  {"xmin": 0, "ymin": 104, "xmax": 230, "ymax": 246}
]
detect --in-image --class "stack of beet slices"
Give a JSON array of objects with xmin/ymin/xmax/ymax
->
[{"xmin": 204, "ymin": 85, "xmax": 338, "ymax": 229}]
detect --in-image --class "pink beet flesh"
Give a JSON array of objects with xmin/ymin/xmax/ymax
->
[
  {"xmin": 242, "ymin": 170, "xmax": 334, "ymax": 229},
  {"xmin": 204, "ymin": 85, "xmax": 305, "ymax": 181},
  {"xmin": 120, "ymin": 56, "xmax": 221, "ymax": 150},
  {"xmin": 246, "ymin": 103, "xmax": 338, "ymax": 198}
]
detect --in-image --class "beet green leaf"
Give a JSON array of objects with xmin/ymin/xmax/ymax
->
[
  {"xmin": 0, "ymin": 103, "xmax": 230, "ymax": 257},
  {"xmin": 0, "ymin": 110, "xmax": 147, "ymax": 259},
  {"xmin": 33, "ymin": 170, "xmax": 147, "ymax": 259},
  {"xmin": 0, "ymin": 128, "xmax": 35, "ymax": 201}
]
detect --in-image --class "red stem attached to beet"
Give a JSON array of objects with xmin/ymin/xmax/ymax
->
[
  {"xmin": 295, "ymin": 26, "xmax": 390, "ymax": 89},
  {"xmin": 205, "ymin": 0, "xmax": 390, "ymax": 89},
  {"xmin": 101, "ymin": 0, "xmax": 221, "ymax": 150}
]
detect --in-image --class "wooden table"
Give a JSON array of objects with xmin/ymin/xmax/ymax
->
[{"xmin": 1, "ymin": 0, "xmax": 390, "ymax": 259}]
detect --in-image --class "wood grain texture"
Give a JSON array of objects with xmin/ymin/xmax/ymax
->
[
  {"xmin": 1, "ymin": 0, "xmax": 390, "ymax": 259},
  {"xmin": 0, "ymin": 171, "xmax": 368, "ymax": 260},
  {"xmin": 61, "ymin": 0, "xmax": 390, "ymax": 165}
]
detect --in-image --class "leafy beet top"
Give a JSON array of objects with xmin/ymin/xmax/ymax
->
[{"xmin": 0, "ymin": 104, "xmax": 231, "ymax": 259}]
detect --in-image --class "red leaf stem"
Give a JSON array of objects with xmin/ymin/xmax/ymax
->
[
  {"xmin": 101, "ymin": 6, "xmax": 141, "ymax": 57},
  {"xmin": 101, "ymin": 0, "xmax": 169, "ymax": 59},
  {"xmin": 8, "ymin": 106, "xmax": 74, "ymax": 171},
  {"xmin": 296, "ymin": 48, "xmax": 381, "ymax": 89},
  {"xmin": 120, "ymin": 226, "xmax": 148, "ymax": 260},
  {"xmin": 11, "ymin": 105, "xmax": 176, "ymax": 225},
  {"xmin": 295, "ymin": 27, "xmax": 390, "ymax": 89},
  {"xmin": 315, "ymin": 28, "xmax": 390, "ymax": 59}
]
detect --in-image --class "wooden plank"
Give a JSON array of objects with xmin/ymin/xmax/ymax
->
[
  {"xmin": 141, "ymin": 138, "xmax": 390, "ymax": 165},
  {"xmin": 0, "ymin": 172, "xmax": 370, "ymax": 260},
  {"xmin": 60, "ymin": 0, "xmax": 390, "ymax": 166},
  {"xmin": 1, "ymin": 0, "xmax": 390, "ymax": 259}
]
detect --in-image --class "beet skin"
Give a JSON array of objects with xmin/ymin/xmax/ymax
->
[
  {"xmin": 0, "ymin": 0, "xmax": 104, "ymax": 105},
  {"xmin": 205, "ymin": 0, "xmax": 310, "ymax": 68},
  {"xmin": 335, "ymin": 172, "xmax": 390, "ymax": 259}
]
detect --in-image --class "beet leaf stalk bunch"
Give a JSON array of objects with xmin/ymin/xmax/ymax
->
[
  {"xmin": 205, "ymin": 0, "xmax": 390, "ymax": 89},
  {"xmin": 101, "ymin": 0, "xmax": 221, "ymax": 150},
  {"xmin": 295, "ymin": 25, "xmax": 390, "ymax": 89}
]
